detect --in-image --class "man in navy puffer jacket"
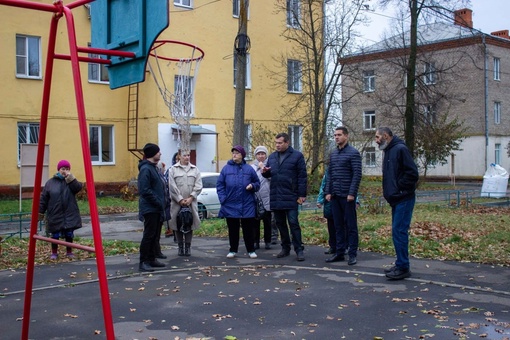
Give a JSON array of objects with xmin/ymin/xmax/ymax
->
[
  {"xmin": 262, "ymin": 133, "xmax": 307, "ymax": 261},
  {"xmin": 324, "ymin": 127, "xmax": 362, "ymax": 266}
]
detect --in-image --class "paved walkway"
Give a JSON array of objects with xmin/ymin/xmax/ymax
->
[{"xmin": 1, "ymin": 214, "xmax": 509, "ymax": 339}]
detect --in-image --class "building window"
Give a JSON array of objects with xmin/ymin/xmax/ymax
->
[
  {"xmin": 243, "ymin": 123, "xmax": 252, "ymax": 160},
  {"xmin": 287, "ymin": 59, "xmax": 302, "ymax": 93},
  {"xmin": 495, "ymin": 143, "xmax": 501, "ymax": 165},
  {"xmin": 233, "ymin": 0, "xmax": 239, "ymax": 16},
  {"xmin": 89, "ymin": 125, "xmax": 114, "ymax": 164},
  {"xmin": 364, "ymin": 147, "xmax": 376, "ymax": 167},
  {"xmin": 423, "ymin": 62, "xmax": 436, "ymax": 85},
  {"xmin": 403, "ymin": 71, "xmax": 415, "ymax": 88},
  {"xmin": 423, "ymin": 104, "xmax": 436, "ymax": 124},
  {"xmin": 288, "ymin": 125, "xmax": 303, "ymax": 151},
  {"xmin": 17, "ymin": 122, "xmax": 40, "ymax": 163},
  {"xmin": 233, "ymin": 0, "xmax": 250, "ymax": 18},
  {"xmin": 286, "ymin": 0, "xmax": 300, "ymax": 28},
  {"xmin": 88, "ymin": 44, "xmax": 109, "ymax": 83},
  {"xmin": 16, "ymin": 35, "xmax": 41, "ymax": 78},
  {"xmin": 494, "ymin": 101, "xmax": 501, "ymax": 125},
  {"xmin": 174, "ymin": 76, "xmax": 195, "ymax": 116},
  {"xmin": 363, "ymin": 70, "xmax": 375, "ymax": 92},
  {"xmin": 494, "ymin": 57, "xmax": 500, "ymax": 81},
  {"xmin": 233, "ymin": 53, "xmax": 251, "ymax": 88},
  {"xmin": 174, "ymin": 0, "xmax": 192, "ymax": 8},
  {"xmin": 363, "ymin": 110, "xmax": 376, "ymax": 131}
]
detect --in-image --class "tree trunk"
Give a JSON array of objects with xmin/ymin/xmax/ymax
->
[{"xmin": 404, "ymin": 0, "xmax": 419, "ymax": 156}]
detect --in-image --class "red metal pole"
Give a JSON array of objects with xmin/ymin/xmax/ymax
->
[
  {"xmin": 54, "ymin": 53, "xmax": 113, "ymax": 64},
  {"xmin": 66, "ymin": 0, "xmax": 95, "ymax": 10},
  {"xmin": 78, "ymin": 46, "xmax": 136, "ymax": 58},
  {"xmin": 33, "ymin": 234, "xmax": 96, "ymax": 252},
  {"xmin": 21, "ymin": 10, "xmax": 60, "ymax": 340},
  {"xmin": 62, "ymin": 6, "xmax": 116, "ymax": 339},
  {"xmin": 0, "ymin": 0, "xmax": 57, "ymax": 12}
]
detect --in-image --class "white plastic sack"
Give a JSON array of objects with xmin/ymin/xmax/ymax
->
[{"xmin": 480, "ymin": 163, "xmax": 509, "ymax": 198}]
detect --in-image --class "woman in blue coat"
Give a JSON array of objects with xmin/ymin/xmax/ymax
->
[{"xmin": 217, "ymin": 145, "xmax": 260, "ymax": 259}]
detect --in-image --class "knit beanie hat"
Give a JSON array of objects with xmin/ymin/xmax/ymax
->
[
  {"xmin": 143, "ymin": 143, "xmax": 160, "ymax": 159},
  {"xmin": 254, "ymin": 145, "xmax": 268, "ymax": 156},
  {"xmin": 231, "ymin": 145, "xmax": 246, "ymax": 159},
  {"xmin": 57, "ymin": 159, "xmax": 71, "ymax": 171}
]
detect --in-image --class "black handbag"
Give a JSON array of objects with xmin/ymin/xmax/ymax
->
[
  {"xmin": 177, "ymin": 206, "xmax": 193, "ymax": 233},
  {"xmin": 255, "ymin": 194, "xmax": 266, "ymax": 220}
]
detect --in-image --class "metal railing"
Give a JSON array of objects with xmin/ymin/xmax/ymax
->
[{"xmin": 0, "ymin": 213, "xmax": 43, "ymax": 240}]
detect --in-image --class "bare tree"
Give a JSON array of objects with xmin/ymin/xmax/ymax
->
[
  {"xmin": 378, "ymin": 0, "xmax": 470, "ymax": 157},
  {"xmin": 338, "ymin": 0, "xmax": 471, "ymax": 176},
  {"xmin": 270, "ymin": 0, "xmax": 369, "ymax": 178}
]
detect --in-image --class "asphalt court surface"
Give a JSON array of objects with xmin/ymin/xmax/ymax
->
[{"xmin": 1, "ymin": 218, "xmax": 509, "ymax": 339}]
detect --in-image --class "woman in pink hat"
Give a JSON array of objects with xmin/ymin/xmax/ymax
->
[{"xmin": 39, "ymin": 160, "xmax": 83, "ymax": 260}]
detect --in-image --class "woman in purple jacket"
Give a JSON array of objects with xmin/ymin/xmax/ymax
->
[{"xmin": 217, "ymin": 145, "xmax": 260, "ymax": 259}]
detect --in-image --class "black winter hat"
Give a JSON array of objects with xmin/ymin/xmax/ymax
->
[{"xmin": 143, "ymin": 143, "xmax": 160, "ymax": 158}]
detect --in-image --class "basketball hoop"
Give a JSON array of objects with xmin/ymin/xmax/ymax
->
[{"xmin": 148, "ymin": 40, "xmax": 205, "ymax": 152}]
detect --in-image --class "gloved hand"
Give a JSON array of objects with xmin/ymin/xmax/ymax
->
[
  {"xmin": 65, "ymin": 173, "xmax": 76, "ymax": 183},
  {"xmin": 38, "ymin": 213, "xmax": 45, "ymax": 221}
]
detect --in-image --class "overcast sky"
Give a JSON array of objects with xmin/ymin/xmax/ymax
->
[{"xmin": 358, "ymin": 0, "xmax": 510, "ymax": 43}]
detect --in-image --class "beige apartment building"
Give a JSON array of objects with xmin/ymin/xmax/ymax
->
[{"xmin": 340, "ymin": 9, "xmax": 510, "ymax": 179}]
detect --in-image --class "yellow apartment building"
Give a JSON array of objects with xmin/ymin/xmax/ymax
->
[{"xmin": 0, "ymin": 0, "xmax": 313, "ymax": 196}]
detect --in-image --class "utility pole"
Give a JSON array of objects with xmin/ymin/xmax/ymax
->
[{"xmin": 233, "ymin": 0, "xmax": 249, "ymax": 146}]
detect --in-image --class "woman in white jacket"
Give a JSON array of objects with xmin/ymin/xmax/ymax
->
[{"xmin": 168, "ymin": 150, "xmax": 203, "ymax": 256}]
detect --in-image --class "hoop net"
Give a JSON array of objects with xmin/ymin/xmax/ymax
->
[{"xmin": 148, "ymin": 41, "xmax": 204, "ymax": 153}]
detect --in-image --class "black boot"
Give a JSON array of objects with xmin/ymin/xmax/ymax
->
[
  {"xmin": 184, "ymin": 243, "xmax": 191, "ymax": 256},
  {"xmin": 178, "ymin": 242, "xmax": 184, "ymax": 256},
  {"xmin": 139, "ymin": 262, "xmax": 154, "ymax": 272}
]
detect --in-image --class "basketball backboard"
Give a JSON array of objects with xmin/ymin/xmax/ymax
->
[{"xmin": 90, "ymin": 0, "xmax": 169, "ymax": 89}]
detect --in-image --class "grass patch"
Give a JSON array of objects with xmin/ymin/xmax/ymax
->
[
  {"xmin": 197, "ymin": 203, "xmax": 510, "ymax": 266},
  {"xmin": 1, "ymin": 186, "xmax": 509, "ymax": 269},
  {"xmin": 0, "ymin": 237, "xmax": 138, "ymax": 270},
  {"xmin": 0, "ymin": 197, "xmax": 138, "ymax": 216}
]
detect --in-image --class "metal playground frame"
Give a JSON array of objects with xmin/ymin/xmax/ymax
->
[{"xmin": 0, "ymin": 1, "xmax": 169, "ymax": 339}]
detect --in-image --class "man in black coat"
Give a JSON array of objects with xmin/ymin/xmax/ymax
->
[
  {"xmin": 375, "ymin": 127, "xmax": 419, "ymax": 280},
  {"xmin": 262, "ymin": 133, "xmax": 307, "ymax": 261},
  {"xmin": 138, "ymin": 143, "xmax": 167, "ymax": 272},
  {"xmin": 324, "ymin": 127, "xmax": 362, "ymax": 266}
]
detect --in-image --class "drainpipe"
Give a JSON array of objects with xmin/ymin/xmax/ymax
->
[{"xmin": 483, "ymin": 34, "xmax": 489, "ymax": 170}]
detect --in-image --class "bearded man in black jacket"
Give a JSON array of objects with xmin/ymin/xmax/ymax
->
[{"xmin": 375, "ymin": 127, "xmax": 419, "ymax": 280}]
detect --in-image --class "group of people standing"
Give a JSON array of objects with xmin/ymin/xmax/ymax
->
[
  {"xmin": 138, "ymin": 143, "xmax": 203, "ymax": 272},
  {"xmin": 217, "ymin": 132, "xmax": 308, "ymax": 262},
  {"xmin": 316, "ymin": 126, "xmax": 419, "ymax": 280},
  {"xmin": 39, "ymin": 126, "xmax": 418, "ymax": 281}
]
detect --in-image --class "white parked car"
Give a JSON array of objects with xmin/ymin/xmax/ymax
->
[{"xmin": 197, "ymin": 172, "xmax": 220, "ymax": 219}]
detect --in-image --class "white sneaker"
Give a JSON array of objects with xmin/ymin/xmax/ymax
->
[
  {"xmin": 226, "ymin": 252, "xmax": 236, "ymax": 258},
  {"xmin": 248, "ymin": 252, "xmax": 257, "ymax": 259}
]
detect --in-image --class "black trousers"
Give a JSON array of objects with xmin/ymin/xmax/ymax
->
[
  {"xmin": 227, "ymin": 217, "xmax": 256, "ymax": 253},
  {"xmin": 140, "ymin": 213, "xmax": 160, "ymax": 263},
  {"xmin": 331, "ymin": 197, "xmax": 358, "ymax": 257},
  {"xmin": 254, "ymin": 211, "xmax": 272, "ymax": 245}
]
